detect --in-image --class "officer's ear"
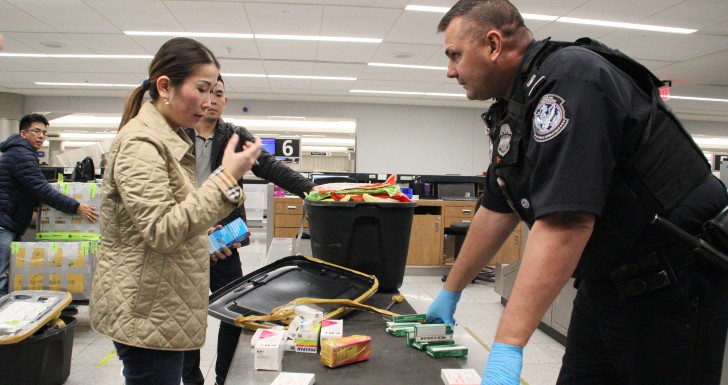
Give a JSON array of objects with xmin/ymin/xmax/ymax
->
[{"xmin": 485, "ymin": 30, "xmax": 503, "ymax": 60}]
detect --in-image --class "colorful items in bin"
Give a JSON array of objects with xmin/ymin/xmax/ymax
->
[
  {"xmin": 254, "ymin": 329, "xmax": 286, "ymax": 371},
  {"xmin": 9, "ymin": 241, "xmax": 97, "ymax": 301},
  {"xmin": 270, "ymin": 372, "xmax": 315, "ymax": 385},
  {"xmin": 320, "ymin": 335, "xmax": 371, "ymax": 368},
  {"xmin": 441, "ymin": 368, "xmax": 481, "ymax": 385},
  {"xmin": 37, "ymin": 182, "xmax": 102, "ymax": 241},
  {"xmin": 305, "ymin": 174, "xmax": 411, "ymax": 202},
  {"xmin": 208, "ymin": 218, "xmax": 250, "ymax": 254}
]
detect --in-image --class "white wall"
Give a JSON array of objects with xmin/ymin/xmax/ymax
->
[
  {"xmin": 23, "ymin": 95, "xmax": 727, "ymax": 177},
  {"xmin": 25, "ymin": 96, "xmax": 493, "ymax": 176}
]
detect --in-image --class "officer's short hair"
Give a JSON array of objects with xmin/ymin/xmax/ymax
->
[
  {"xmin": 19, "ymin": 113, "xmax": 49, "ymax": 132},
  {"xmin": 437, "ymin": 0, "xmax": 526, "ymax": 38}
]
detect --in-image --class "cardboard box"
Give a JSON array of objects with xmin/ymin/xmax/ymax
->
[
  {"xmin": 9, "ymin": 241, "xmax": 97, "ymax": 301},
  {"xmin": 320, "ymin": 335, "xmax": 371, "ymax": 368},
  {"xmin": 254, "ymin": 329, "xmax": 286, "ymax": 371},
  {"xmin": 426, "ymin": 344, "xmax": 468, "ymax": 359},
  {"xmin": 319, "ymin": 319, "xmax": 343, "ymax": 343},
  {"xmin": 37, "ymin": 182, "xmax": 102, "ymax": 240},
  {"xmin": 208, "ymin": 218, "xmax": 250, "ymax": 254},
  {"xmin": 441, "ymin": 368, "xmax": 481, "ymax": 385},
  {"xmin": 294, "ymin": 319, "xmax": 321, "ymax": 354},
  {"xmin": 270, "ymin": 372, "xmax": 315, "ymax": 385}
]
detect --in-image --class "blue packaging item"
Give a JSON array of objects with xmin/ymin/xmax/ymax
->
[{"xmin": 208, "ymin": 218, "xmax": 250, "ymax": 254}]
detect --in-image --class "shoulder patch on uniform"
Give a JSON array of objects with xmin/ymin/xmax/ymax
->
[{"xmin": 533, "ymin": 94, "xmax": 569, "ymax": 142}]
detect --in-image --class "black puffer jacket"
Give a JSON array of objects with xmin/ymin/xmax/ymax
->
[
  {"xmin": 185, "ymin": 119, "xmax": 314, "ymax": 244},
  {"xmin": 0, "ymin": 134, "xmax": 79, "ymax": 234}
]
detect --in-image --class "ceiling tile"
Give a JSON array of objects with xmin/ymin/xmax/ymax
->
[
  {"xmin": 640, "ymin": 0, "xmax": 728, "ymax": 30},
  {"xmin": 65, "ymin": 34, "xmax": 150, "ymax": 55},
  {"xmin": 255, "ymin": 0, "xmax": 409, "ymax": 7},
  {"xmin": 4, "ymin": 32, "xmax": 96, "ymax": 54},
  {"xmin": 244, "ymin": 3, "xmax": 323, "ymax": 35},
  {"xmin": 0, "ymin": 1, "xmax": 55, "ymax": 32},
  {"xmin": 404, "ymin": 69, "xmax": 448, "ymax": 82},
  {"xmin": 598, "ymin": 30, "xmax": 728, "ymax": 62},
  {"xmin": 164, "ymin": 1, "xmax": 252, "ymax": 33},
  {"xmin": 263, "ymin": 61, "xmax": 315, "ymax": 76},
  {"xmin": 222, "ymin": 76, "xmax": 271, "ymax": 90},
  {"xmin": 256, "ymin": 40, "xmax": 317, "ymax": 61},
  {"xmin": 313, "ymin": 62, "xmax": 366, "ymax": 78},
  {"xmin": 84, "ymin": 0, "xmax": 183, "ymax": 31},
  {"xmin": 320, "ymin": 6, "xmax": 401, "ymax": 38},
  {"xmin": 359, "ymin": 66, "xmax": 415, "ymax": 81},
  {"xmin": 352, "ymin": 79, "xmax": 444, "ymax": 92},
  {"xmin": 566, "ymin": 0, "xmax": 683, "ymax": 22},
  {"xmin": 218, "ymin": 59, "xmax": 266, "ymax": 74},
  {"xmin": 8, "ymin": 0, "xmax": 116, "ymax": 33},
  {"xmin": 385, "ymin": 12, "xmax": 443, "ymax": 45},
  {"xmin": 510, "ymin": 0, "xmax": 589, "ymax": 16},
  {"xmin": 369, "ymin": 42, "xmax": 442, "ymax": 65},
  {"xmin": 314, "ymin": 41, "xmax": 380, "ymax": 63},
  {"xmin": 268, "ymin": 78, "xmax": 311, "ymax": 91},
  {"xmin": 309, "ymin": 79, "xmax": 356, "ymax": 91},
  {"xmin": 531, "ymin": 23, "xmax": 618, "ymax": 42}
]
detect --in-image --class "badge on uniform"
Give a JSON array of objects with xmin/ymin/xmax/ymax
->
[
  {"xmin": 533, "ymin": 94, "xmax": 569, "ymax": 142},
  {"xmin": 497, "ymin": 123, "xmax": 512, "ymax": 158}
]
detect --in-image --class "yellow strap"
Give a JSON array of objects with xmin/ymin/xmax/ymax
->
[{"xmin": 233, "ymin": 255, "xmax": 387, "ymax": 330}]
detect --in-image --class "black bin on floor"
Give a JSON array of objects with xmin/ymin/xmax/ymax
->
[
  {"xmin": 0, "ymin": 315, "xmax": 76, "ymax": 385},
  {"xmin": 304, "ymin": 200, "xmax": 416, "ymax": 292}
]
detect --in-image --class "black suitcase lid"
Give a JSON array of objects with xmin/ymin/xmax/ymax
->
[{"xmin": 208, "ymin": 255, "xmax": 377, "ymax": 328}]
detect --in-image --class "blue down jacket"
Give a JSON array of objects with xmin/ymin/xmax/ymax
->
[{"xmin": 0, "ymin": 134, "xmax": 79, "ymax": 234}]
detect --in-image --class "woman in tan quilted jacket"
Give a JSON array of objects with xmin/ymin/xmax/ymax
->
[{"xmin": 89, "ymin": 37, "xmax": 261, "ymax": 385}]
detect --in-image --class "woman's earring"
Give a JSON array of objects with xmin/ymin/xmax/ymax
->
[{"xmin": 164, "ymin": 98, "xmax": 169, "ymax": 105}]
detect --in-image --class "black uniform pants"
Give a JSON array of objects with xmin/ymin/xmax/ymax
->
[
  {"xmin": 557, "ymin": 263, "xmax": 728, "ymax": 385},
  {"xmin": 183, "ymin": 250, "xmax": 244, "ymax": 385}
]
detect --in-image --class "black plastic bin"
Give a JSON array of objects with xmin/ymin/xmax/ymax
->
[
  {"xmin": 0, "ymin": 315, "xmax": 76, "ymax": 385},
  {"xmin": 304, "ymin": 200, "xmax": 416, "ymax": 292}
]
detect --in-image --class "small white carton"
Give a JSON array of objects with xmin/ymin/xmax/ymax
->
[
  {"xmin": 319, "ymin": 319, "xmax": 343, "ymax": 343},
  {"xmin": 250, "ymin": 326, "xmax": 285, "ymax": 347},
  {"xmin": 441, "ymin": 368, "xmax": 481, "ymax": 385},
  {"xmin": 254, "ymin": 329, "xmax": 286, "ymax": 371},
  {"xmin": 270, "ymin": 372, "xmax": 315, "ymax": 385},
  {"xmin": 294, "ymin": 305, "xmax": 323, "ymax": 320}
]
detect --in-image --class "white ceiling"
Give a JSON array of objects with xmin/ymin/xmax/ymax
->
[{"xmin": 1, "ymin": 0, "xmax": 728, "ymax": 119}]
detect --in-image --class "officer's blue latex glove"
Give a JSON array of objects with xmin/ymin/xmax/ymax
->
[
  {"xmin": 426, "ymin": 288, "xmax": 461, "ymax": 326},
  {"xmin": 481, "ymin": 342, "xmax": 523, "ymax": 385}
]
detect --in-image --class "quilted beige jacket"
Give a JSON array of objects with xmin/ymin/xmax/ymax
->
[{"xmin": 90, "ymin": 102, "xmax": 242, "ymax": 351}]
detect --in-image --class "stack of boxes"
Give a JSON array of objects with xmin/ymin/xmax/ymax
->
[{"xmin": 9, "ymin": 180, "xmax": 102, "ymax": 300}]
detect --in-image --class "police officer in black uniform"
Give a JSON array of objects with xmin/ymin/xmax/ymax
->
[{"xmin": 426, "ymin": 1, "xmax": 728, "ymax": 384}]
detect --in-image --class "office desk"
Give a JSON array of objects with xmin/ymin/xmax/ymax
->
[{"xmin": 224, "ymin": 238, "xmax": 491, "ymax": 384}]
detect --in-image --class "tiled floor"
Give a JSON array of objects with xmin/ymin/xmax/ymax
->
[{"xmin": 62, "ymin": 226, "xmax": 565, "ymax": 385}]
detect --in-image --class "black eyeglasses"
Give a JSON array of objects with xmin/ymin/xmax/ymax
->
[{"xmin": 25, "ymin": 128, "xmax": 48, "ymax": 136}]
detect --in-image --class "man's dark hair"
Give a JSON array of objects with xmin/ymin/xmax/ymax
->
[
  {"xmin": 437, "ymin": 0, "xmax": 526, "ymax": 38},
  {"xmin": 217, "ymin": 74, "xmax": 225, "ymax": 85},
  {"xmin": 19, "ymin": 113, "xmax": 49, "ymax": 132}
]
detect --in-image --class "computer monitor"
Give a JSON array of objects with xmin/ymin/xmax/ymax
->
[
  {"xmin": 437, "ymin": 183, "xmax": 476, "ymax": 199},
  {"xmin": 261, "ymin": 138, "xmax": 276, "ymax": 155}
]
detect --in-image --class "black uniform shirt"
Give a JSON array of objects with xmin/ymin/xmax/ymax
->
[{"xmin": 482, "ymin": 43, "xmax": 652, "ymax": 222}]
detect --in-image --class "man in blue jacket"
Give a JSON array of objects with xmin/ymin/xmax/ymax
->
[{"xmin": 0, "ymin": 113, "xmax": 100, "ymax": 295}]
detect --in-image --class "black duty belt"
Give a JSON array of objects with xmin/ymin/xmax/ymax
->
[{"xmin": 608, "ymin": 244, "xmax": 695, "ymax": 298}]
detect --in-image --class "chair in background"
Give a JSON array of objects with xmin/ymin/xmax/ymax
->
[{"xmin": 441, "ymin": 202, "xmax": 495, "ymax": 284}]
